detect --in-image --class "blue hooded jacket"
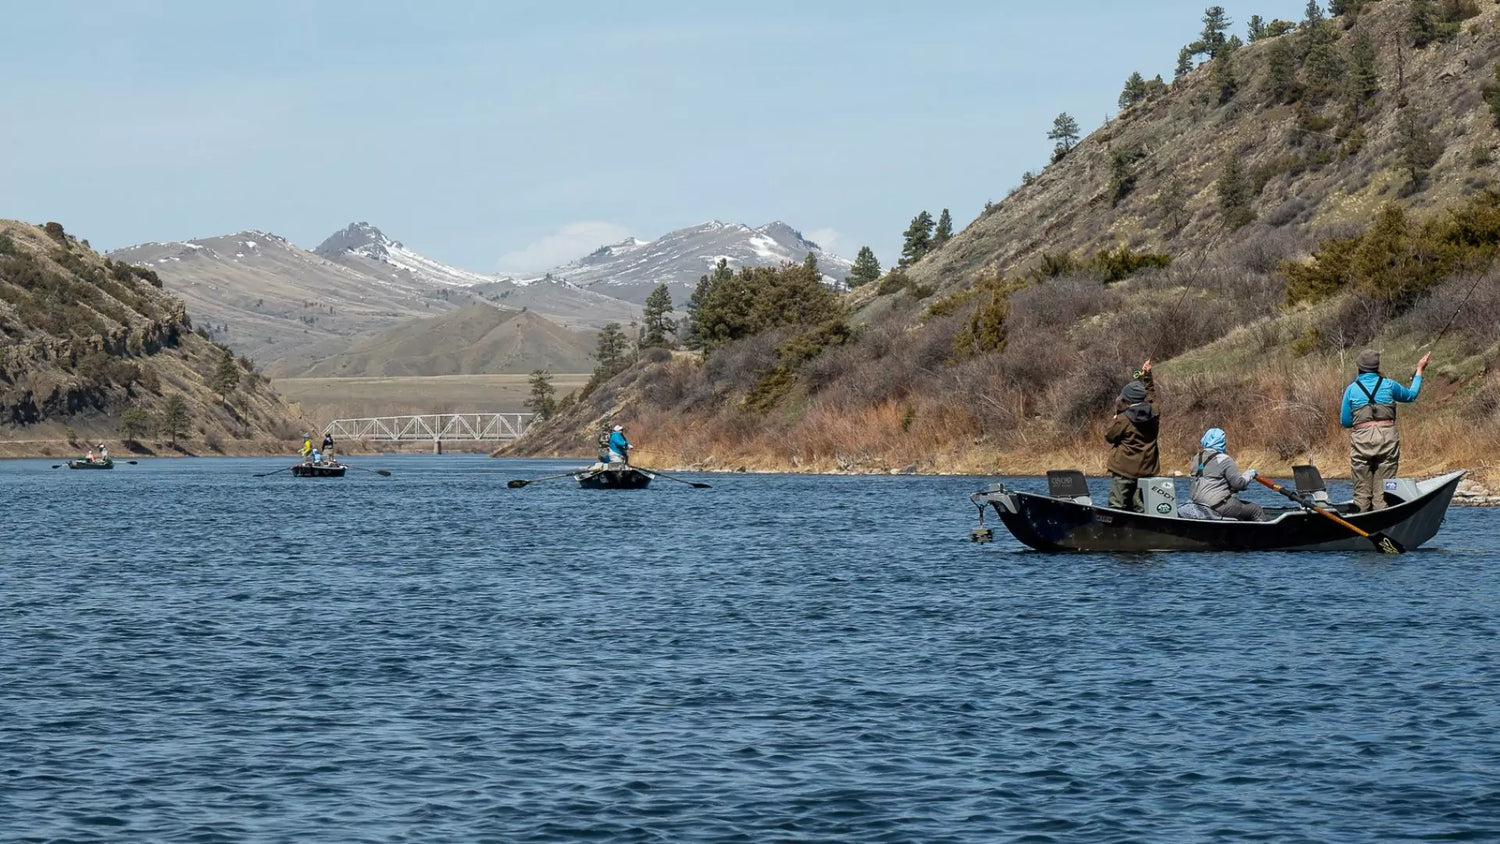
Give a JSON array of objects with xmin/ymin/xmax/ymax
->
[{"xmin": 608, "ymin": 430, "xmax": 631, "ymax": 457}]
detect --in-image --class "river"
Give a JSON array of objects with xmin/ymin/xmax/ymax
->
[{"xmin": 3, "ymin": 455, "xmax": 1496, "ymax": 841}]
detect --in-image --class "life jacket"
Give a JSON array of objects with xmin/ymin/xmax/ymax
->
[
  {"xmin": 1351, "ymin": 375, "xmax": 1397, "ymax": 424},
  {"xmin": 597, "ymin": 429, "xmax": 612, "ymax": 459}
]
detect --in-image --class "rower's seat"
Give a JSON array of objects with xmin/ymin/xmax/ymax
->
[
  {"xmin": 1293, "ymin": 464, "xmax": 1329, "ymax": 504},
  {"xmin": 1047, "ymin": 470, "xmax": 1093, "ymax": 506}
]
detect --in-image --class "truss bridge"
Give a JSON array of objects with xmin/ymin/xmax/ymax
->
[{"xmin": 322, "ymin": 413, "xmax": 535, "ymax": 452}]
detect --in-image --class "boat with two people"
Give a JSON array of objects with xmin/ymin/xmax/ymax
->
[{"xmin": 970, "ymin": 463, "xmax": 1464, "ymax": 553}]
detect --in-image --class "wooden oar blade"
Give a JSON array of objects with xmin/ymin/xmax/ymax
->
[
  {"xmin": 375, "ymin": 469, "xmax": 392, "ymax": 476},
  {"xmin": 506, "ymin": 479, "xmax": 529, "ymax": 488}
]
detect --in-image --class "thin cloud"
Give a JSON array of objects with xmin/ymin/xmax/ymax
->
[
  {"xmin": 498, "ymin": 222, "xmax": 636, "ymax": 274},
  {"xmin": 806, "ymin": 227, "xmax": 841, "ymax": 254}
]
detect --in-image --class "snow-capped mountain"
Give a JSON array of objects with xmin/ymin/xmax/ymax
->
[
  {"xmin": 315, "ymin": 222, "xmax": 498, "ymax": 288},
  {"xmin": 531, "ymin": 220, "xmax": 854, "ymax": 304}
]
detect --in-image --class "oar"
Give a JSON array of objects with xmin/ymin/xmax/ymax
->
[
  {"xmin": 344, "ymin": 464, "xmax": 392, "ymax": 477},
  {"xmin": 507, "ymin": 471, "xmax": 581, "ymax": 488},
  {"xmin": 633, "ymin": 466, "xmax": 711, "ymax": 489},
  {"xmin": 1254, "ymin": 475, "xmax": 1404, "ymax": 554},
  {"xmin": 253, "ymin": 465, "xmax": 296, "ymax": 478}
]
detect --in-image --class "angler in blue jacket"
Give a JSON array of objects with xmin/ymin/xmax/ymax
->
[
  {"xmin": 1340, "ymin": 348, "xmax": 1430, "ymax": 512},
  {"xmin": 607, "ymin": 424, "xmax": 632, "ymax": 465}
]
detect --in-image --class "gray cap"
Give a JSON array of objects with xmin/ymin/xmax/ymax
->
[
  {"xmin": 1357, "ymin": 349, "xmax": 1380, "ymax": 373},
  {"xmin": 1121, "ymin": 381, "xmax": 1148, "ymax": 403}
]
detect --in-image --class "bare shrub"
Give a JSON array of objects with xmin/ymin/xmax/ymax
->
[
  {"xmin": 1223, "ymin": 227, "xmax": 1311, "ymax": 275},
  {"xmin": 704, "ymin": 331, "xmax": 782, "ymax": 392},
  {"xmin": 1394, "ymin": 270, "xmax": 1500, "ymax": 355},
  {"xmin": 1007, "ymin": 277, "xmax": 1120, "ymax": 334}
]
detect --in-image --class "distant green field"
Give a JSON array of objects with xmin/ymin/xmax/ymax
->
[{"xmin": 273, "ymin": 374, "xmax": 590, "ymax": 422}]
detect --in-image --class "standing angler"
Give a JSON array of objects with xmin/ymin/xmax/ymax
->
[
  {"xmin": 1104, "ymin": 359, "xmax": 1159, "ymax": 512},
  {"xmin": 1340, "ymin": 349, "xmax": 1430, "ymax": 512}
]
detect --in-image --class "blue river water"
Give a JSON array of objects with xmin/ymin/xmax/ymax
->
[{"xmin": 2, "ymin": 454, "xmax": 1497, "ymax": 842}]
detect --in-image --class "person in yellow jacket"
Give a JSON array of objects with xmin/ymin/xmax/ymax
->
[{"xmin": 299, "ymin": 433, "xmax": 314, "ymax": 463}]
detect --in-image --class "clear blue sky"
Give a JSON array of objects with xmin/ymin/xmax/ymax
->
[{"xmin": 2, "ymin": 0, "xmax": 1312, "ymax": 273}]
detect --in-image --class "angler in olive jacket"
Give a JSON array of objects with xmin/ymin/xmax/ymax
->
[{"xmin": 1104, "ymin": 360, "xmax": 1159, "ymax": 512}]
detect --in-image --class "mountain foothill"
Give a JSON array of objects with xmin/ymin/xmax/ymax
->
[{"xmin": 507, "ymin": 0, "xmax": 1500, "ymax": 492}]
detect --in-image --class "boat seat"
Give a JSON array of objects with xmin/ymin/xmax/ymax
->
[
  {"xmin": 1046, "ymin": 470, "xmax": 1093, "ymax": 506},
  {"xmin": 1176, "ymin": 502, "xmax": 1223, "ymax": 520},
  {"xmin": 1293, "ymin": 464, "xmax": 1329, "ymax": 504}
]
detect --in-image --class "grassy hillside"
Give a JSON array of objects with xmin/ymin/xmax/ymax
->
[
  {"xmin": 513, "ymin": 0, "xmax": 1500, "ymax": 488},
  {"xmin": 290, "ymin": 304, "xmax": 597, "ymax": 378},
  {"xmin": 275, "ymin": 372, "xmax": 590, "ymax": 423},
  {"xmin": 0, "ymin": 220, "xmax": 305, "ymax": 456}
]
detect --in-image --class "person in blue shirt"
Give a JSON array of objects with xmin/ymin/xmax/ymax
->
[
  {"xmin": 607, "ymin": 424, "xmax": 632, "ymax": 466},
  {"xmin": 1340, "ymin": 348, "xmax": 1430, "ymax": 511}
]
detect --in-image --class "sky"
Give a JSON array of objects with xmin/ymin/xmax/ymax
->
[{"xmin": 1, "ymin": 0, "xmax": 1314, "ymax": 274}]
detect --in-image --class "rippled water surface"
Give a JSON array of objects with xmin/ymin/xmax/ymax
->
[{"xmin": 3, "ymin": 455, "xmax": 1498, "ymax": 842}]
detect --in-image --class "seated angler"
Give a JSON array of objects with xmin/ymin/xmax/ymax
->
[{"xmin": 1188, "ymin": 427, "xmax": 1263, "ymax": 521}]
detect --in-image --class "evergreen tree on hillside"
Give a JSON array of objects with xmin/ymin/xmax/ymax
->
[
  {"xmin": 1345, "ymin": 28, "xmax": 1381, "ymax": 105},
  {"xmin": 158, "ymin": 394, "xmax": 191, "ymax": 447},
  {"xmin": 1265, "ymin": 36, "xmax": 1300, "ymax": 102},
  {"xmin": 525, "ymin": 369, "xmax": 557, "ymax": 420},
  {"xmin": 848, "ymin": 246, "xmax": 881, "ymax": 287},
  {"xmin": 1303, "ymin": 31, "xmax": 1347, "ymax": 98},
  {"xmin": 593, "ymin": 322, "xmax": 629, "ymax": 379},
  {"xmin": 1176, "ymin": 46, "xmax": 1195, "ymax": 78},
  {"xmin": 1217, "ymin": 155, "xmax": 1255, "ymax": 230},
  {"xmin": 1200, "ymin": 6, "xmax": 1231, "ymax": 59},
  {"xmin": 1048, "ymin": 113, "xmax": 1080, "ymax": 154},
  {"xmin": 641, "ymin": 284, "xmax": 676, "ymax": 349},
  {"xmin": 899, "ymin": 211, "xmax": 935, "ymax": 268},
  {"xmin": 933, "ymin": 209, "xmax": 954, "ymax": 248},
  {"xmin": 210, "ymin": 348, "xmax": 239, "ymax": 399},
  {"xmin": 1119, "ymin": 71, "xmax": 1149, "ymax": 109},
  {"xmin": 119, "ymin": 407, "xmax": 149, "ymax": 441},
  {"xmin": 1247, "ymin": 15, "xmax": 1268, "ymax": 41},
  {"xmin": 1396, "ymin": 107, "xmax": 1442, "ymax": 187},
  {"xmin": 1214, "ymin": 36, "xmax": 1242, "ymax": 103},
  {"xmin": 683, "ymin": 258, "xmax": 733, "ymax": 349}
]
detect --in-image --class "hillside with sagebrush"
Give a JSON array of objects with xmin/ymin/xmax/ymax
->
[
  {"xmin": 505, "ymin": 0, "xmax": 1500, "ymax": 487},
  {"xmin": 0, "ymin": 220, "xmax": 304, "ymax": 456}
]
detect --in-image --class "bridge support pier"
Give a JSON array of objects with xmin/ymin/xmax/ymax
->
[{"xmin": 434, "ymin": 440, "xmax": 442, "ymax": 454}]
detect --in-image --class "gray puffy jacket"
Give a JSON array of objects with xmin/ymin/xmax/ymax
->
[{"xmin": 1189, "ymin": 449, "xmax": 1253, "ymax": 508}]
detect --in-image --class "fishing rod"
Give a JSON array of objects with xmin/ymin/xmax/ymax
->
[{"xmin": 1423, "ymin": 271, "xmax": 1490, "ymax": 351}]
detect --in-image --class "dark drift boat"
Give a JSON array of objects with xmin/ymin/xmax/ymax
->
[
  {"xmin": 67, "ymin": 458, "xmax": 114, "ymax": 470},
  {"xmin": 972, "ymin": 466, "xmax": 1465, "ymax": 553},
  {"xmin": 291, "ymin": 461, "xmax": 347, "ymax": 478},
  {"xmin": 575, "ymin": 465, "xmax": 654, "ymax": 489}
]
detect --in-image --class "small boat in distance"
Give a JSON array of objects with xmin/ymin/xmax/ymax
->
[
  {"xmin": 291, "ymin": 461, "xmax": 347, "ymax": 478},
  {"xmin": 67, "ymin": 458, "xmax": 113, "ymax": 470},
  {"xmin": 972, "ymin": 465, "xmax": 1464, "ymax": 553},
  {"xmin": 575, "ymin": 465, "xmax": 654, "ymax": 489}
]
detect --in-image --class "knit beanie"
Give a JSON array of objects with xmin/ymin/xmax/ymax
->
[
  {"xmin": 1357, "ymin": 349, "xmax": 1380, "ymax": 373},
  {"xmin": 1121, "ymin": 380, "xmax": 1148, "ymax": 403}
]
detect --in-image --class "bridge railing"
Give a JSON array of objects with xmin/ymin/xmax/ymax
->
[{"xmin": 322, "ymin": 413, "xmax": 535, "ymax": 442}]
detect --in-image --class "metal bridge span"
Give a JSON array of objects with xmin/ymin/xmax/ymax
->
[{"xmin": 323, "ymin": 413, "xmax": 535, "ymax": 452}]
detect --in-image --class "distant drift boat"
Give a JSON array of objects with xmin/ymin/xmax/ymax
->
[
  {"xmin": 291, "ymin": 461, "xmax": 347, "ymax": 478},
  {"xmin": 575, "ymin": 466, "xmax": 654, "ymax": 489},
  {"xmin": 972, "ymin": 467, "xmax": 1464, "ymax": 553},
  {"xmin": 67, "ymin": 458, "xmax": 113, "ymax": 470}
]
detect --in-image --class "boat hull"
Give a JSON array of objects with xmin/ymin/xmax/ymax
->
[
  {"xmin": 291, "ymin": 463, "xmax": 347, "ymax": 478},
  {"xmin": 576, "ymin": 467, "xmax": 653, "ymax": 489},
  {"xmin": 979, "ymin": 470, "xmax": 1463, "ymax": 553},
  {"xmin": 67, "ymin": 459, "xmax": 113, "ymax": 470}
]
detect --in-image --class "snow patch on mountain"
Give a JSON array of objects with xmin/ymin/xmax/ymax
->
[{"xmin": 315, "ymin": 222, "xmax": 496, "ymax": 287}]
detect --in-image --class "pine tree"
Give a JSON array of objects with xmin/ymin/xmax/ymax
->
[
  {"xmin": 1247, "ymin": 14, "xmax": 1268, "ymax": 41},
  {"xmin": 1047, "ymin": 113, "xmax": 1080, "ymax": 153},
  {"xmin": 525, "ymin": 369, "xmax": 557, "ymax": 420},
  {"xmin": 1217, "ymin": 155, "xmax": 1255, "ymax": 230},
  {"xmin": 158, "ymin": 394, "xmax": 191, "ymax": 447},
  {"xmin": 1396, "ymin": 107, "xmax": 1441, "ymax": 187},
  {"xmin": 1407, "ymin": 0, "xmax": 1439, "ymax": 47},
  {"xmin": 847, "ymin": 246, "xmax": 882, "ymax": 287},
  {"xmin": 1214, "ymin": 36, "xmax": 1241, "ymax": 103},
  {"xmin": 933, "ymin": 209, "xmax": 954, "ymax": 248},
  {"xmin": 210, "ymin": 348, "xmax": 239, "ymax": 399},
  {"xmin": 593, "ymin": 322, "xmax": 629, "ymax": 379},
  {"xmin": 1176, "ymin": 46, "xmax": 1196, "ymax": 78},
  {"xmin": 1201, "ymin": 6, "xmax": 1231, "ymax": 58},
  {"xmin": 640, "ymin": 284, "xmax": 676, "ymax": 349},
  {"xmin": 1119, "ymin": 71, "xmax": 1148, "ymax": 109},
  {"xmin": 1345, "ymin": 28, "xmax": 1381, "ymax": 106},
  {"xmin": 899, "ymin": 211, "xmax": 935, "ymax": 267},
  {"xmin": 119, "ymin": 407, "xmax": 149, "ymax": 440},
  {"xmin": 1265, "ymin": 36, "xmax": 1300, "ymax": 102}
]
